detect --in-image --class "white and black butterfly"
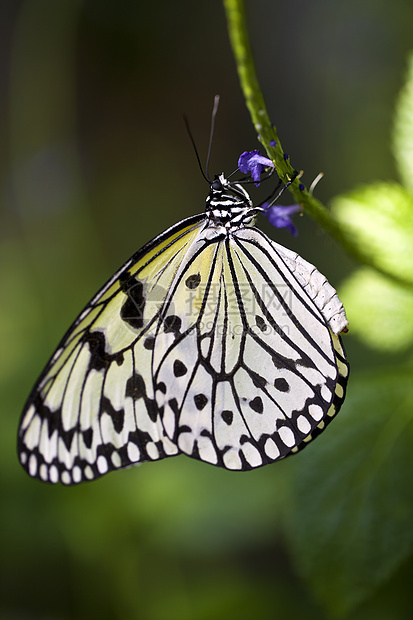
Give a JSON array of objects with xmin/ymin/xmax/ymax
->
[{"xmin": 18, "ymin": 171, "xmax": 349, "ymax": 484}]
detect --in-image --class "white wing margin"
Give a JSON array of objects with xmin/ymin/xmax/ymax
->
[{"xmin": 266, "ymin": 236, "xmax": 349, "ymax": 335}]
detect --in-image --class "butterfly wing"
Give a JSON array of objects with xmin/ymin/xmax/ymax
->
[
  {"xmin": 19, "ymin": 208, "xmax": 349, "ymax": 483},
  {"xmin": 18, "ymin": 215, "xmax": 205, "ymax": 484},
  {"xmin": 153, "ymin": 225, "xmax": 349, "ymax": 470}
]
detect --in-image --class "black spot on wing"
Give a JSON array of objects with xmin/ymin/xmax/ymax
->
[
  {"xmin": 116, "ymin": 353, "xmax": 124, "ymax": 366},
  {"xmin": 126, "ymin": 373, "xmax": 158, "ymax": 423},
  {"xmin": 82, "ymin": 428, "xmax": 93, "ymax": 449},
  {"xmin": 185, "ymin": 273, "xmax": 201, "ymax": 289},
  {"xmin": 168, "ymin": 398, "xmax": 179, "ymax": 415},
  {"xmin": 156, "ymin": 382, "xmax": 167, "ymax": 395},
  {"xmin": 164, "ymin": 315, "xmax": 182, "ymax": 333},
  {"xmin": 194, "ymin": 394, "xmax": 208, "ymax": 410},
  {"xmin": 120, "ymin": 279, "xmax": 145, "ymax": 329},
  {"xmin": 271, "ymin": 350, "xmax": 313, "ymax": 373},
  {"xmin": 274, "ymin": 377, "xmax": 290, "ymax": 392},
  {"xmin": 249, "ymin": 396, "xmax": 263, "ymax": 413},
  {"xmin": 144, "ymin": 336, "xmax": 155, "ymax": 350},
  {"xmin": 255, "ymin": 315, "xmax": 268, "ymax": 332},
  {"xmin": 83, "ymin": 331, "xmax": 123, "ymax": 370},
  {"xmin": 249, "ymin": 370, "xmax": 268, "ymax": 389},
  {"xmin": 100, "ymin": 395, "xmax": 125, "ymax": 434},
  {"xmin": 118, "ymin": 270, "xmax": 131, "ymax": 287},
  {"xmin": 145, "ymin": 400, "xmax": 159, "ymax": 423},
  {"xmin": 173, "ymin": 360, "xmax": 187, "ymax": 377},
  {"xmin": 221, "ymin": 410, "xmax": 234, "ymax": 425},
  {"xmin": 271, "ymin": 352, "xmax": 295, "ymax": 370},
  {"xmin": 61, "ymin": 427, "xmax": 76, "ymax": 451},
  {"xmin": 125, "ymin": 373, "xmax": 146, "ymax": 400},
  {"xmin": 83, "ymin": 332, "xmax": 109, "ymax": 371}
]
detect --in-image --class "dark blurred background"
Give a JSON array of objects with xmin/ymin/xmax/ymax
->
[{"xmin": 2, "ymin": 1, "xmax": 413, "ymax": 618}]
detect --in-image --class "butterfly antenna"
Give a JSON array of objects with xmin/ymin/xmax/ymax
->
[
  {"xmin": 183, "ymin": 115, "xmax": 210, "ymax": 183},
  {"xmin": 205, "ymin": 95, "xmax": 220, "ymax": 182},
  {"xmin": 227, "ymin": 167, "xmax": 240, "ymax": 180}
]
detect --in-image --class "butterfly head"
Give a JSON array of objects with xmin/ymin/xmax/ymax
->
[{"xmin": 205, "ymin": 173, "xmax": 256, "ymax": 229}]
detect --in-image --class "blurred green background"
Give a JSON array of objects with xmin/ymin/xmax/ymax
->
[{"xmin": 2, "ymin": 1, "xmax": 413, "ymax": 619}]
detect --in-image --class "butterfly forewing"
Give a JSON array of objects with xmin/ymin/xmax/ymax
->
[{"xmin": 18, "ymin": 216, "xmax": 205, "ymax": 484}]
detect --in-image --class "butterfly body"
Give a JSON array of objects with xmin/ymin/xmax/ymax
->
[{"xmin": 18, "ymin": 174, "xmax": 348, "ymax": 484}]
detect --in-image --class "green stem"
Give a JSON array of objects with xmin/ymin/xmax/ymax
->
[
  {"xmin": 223, "ymin": 0, "xmax": 413, "ymax": 288},
  {"xmin": 223, "ymin": 1, "xmax": 348, "ymax": 240}
]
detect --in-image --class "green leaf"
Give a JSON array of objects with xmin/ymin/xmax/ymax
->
[
  {"xmin": 393, "ymin": 51, "xmax": 413, "ymax": 190},
  {"xmin": 332, "ymin": 183, "xmax": 413, "ymax": 285},
  {"xmin": 286, "ymin": 366, "xmax": 413, "ymax": 617},
  {"xmin": 340, "ymin": 267, "xmax": 413, "ymax": 352}
]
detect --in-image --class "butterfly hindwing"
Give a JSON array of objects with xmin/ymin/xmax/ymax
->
[{"xmin": 153, "ymin": 225, "xmax": 349, "ymax": 470}]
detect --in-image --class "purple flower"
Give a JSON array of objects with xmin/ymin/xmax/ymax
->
[
  {"xmin": 238, "ymin": 150, "xmax": 274, "ymax": 186},
  {"xmin": 264, "ymin": 203, "xmax": 301, "ymax": 236}
]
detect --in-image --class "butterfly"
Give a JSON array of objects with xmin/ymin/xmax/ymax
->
[{"xmin": 18, "ymin": 168, "xmax": 349, "ymax": 485}]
